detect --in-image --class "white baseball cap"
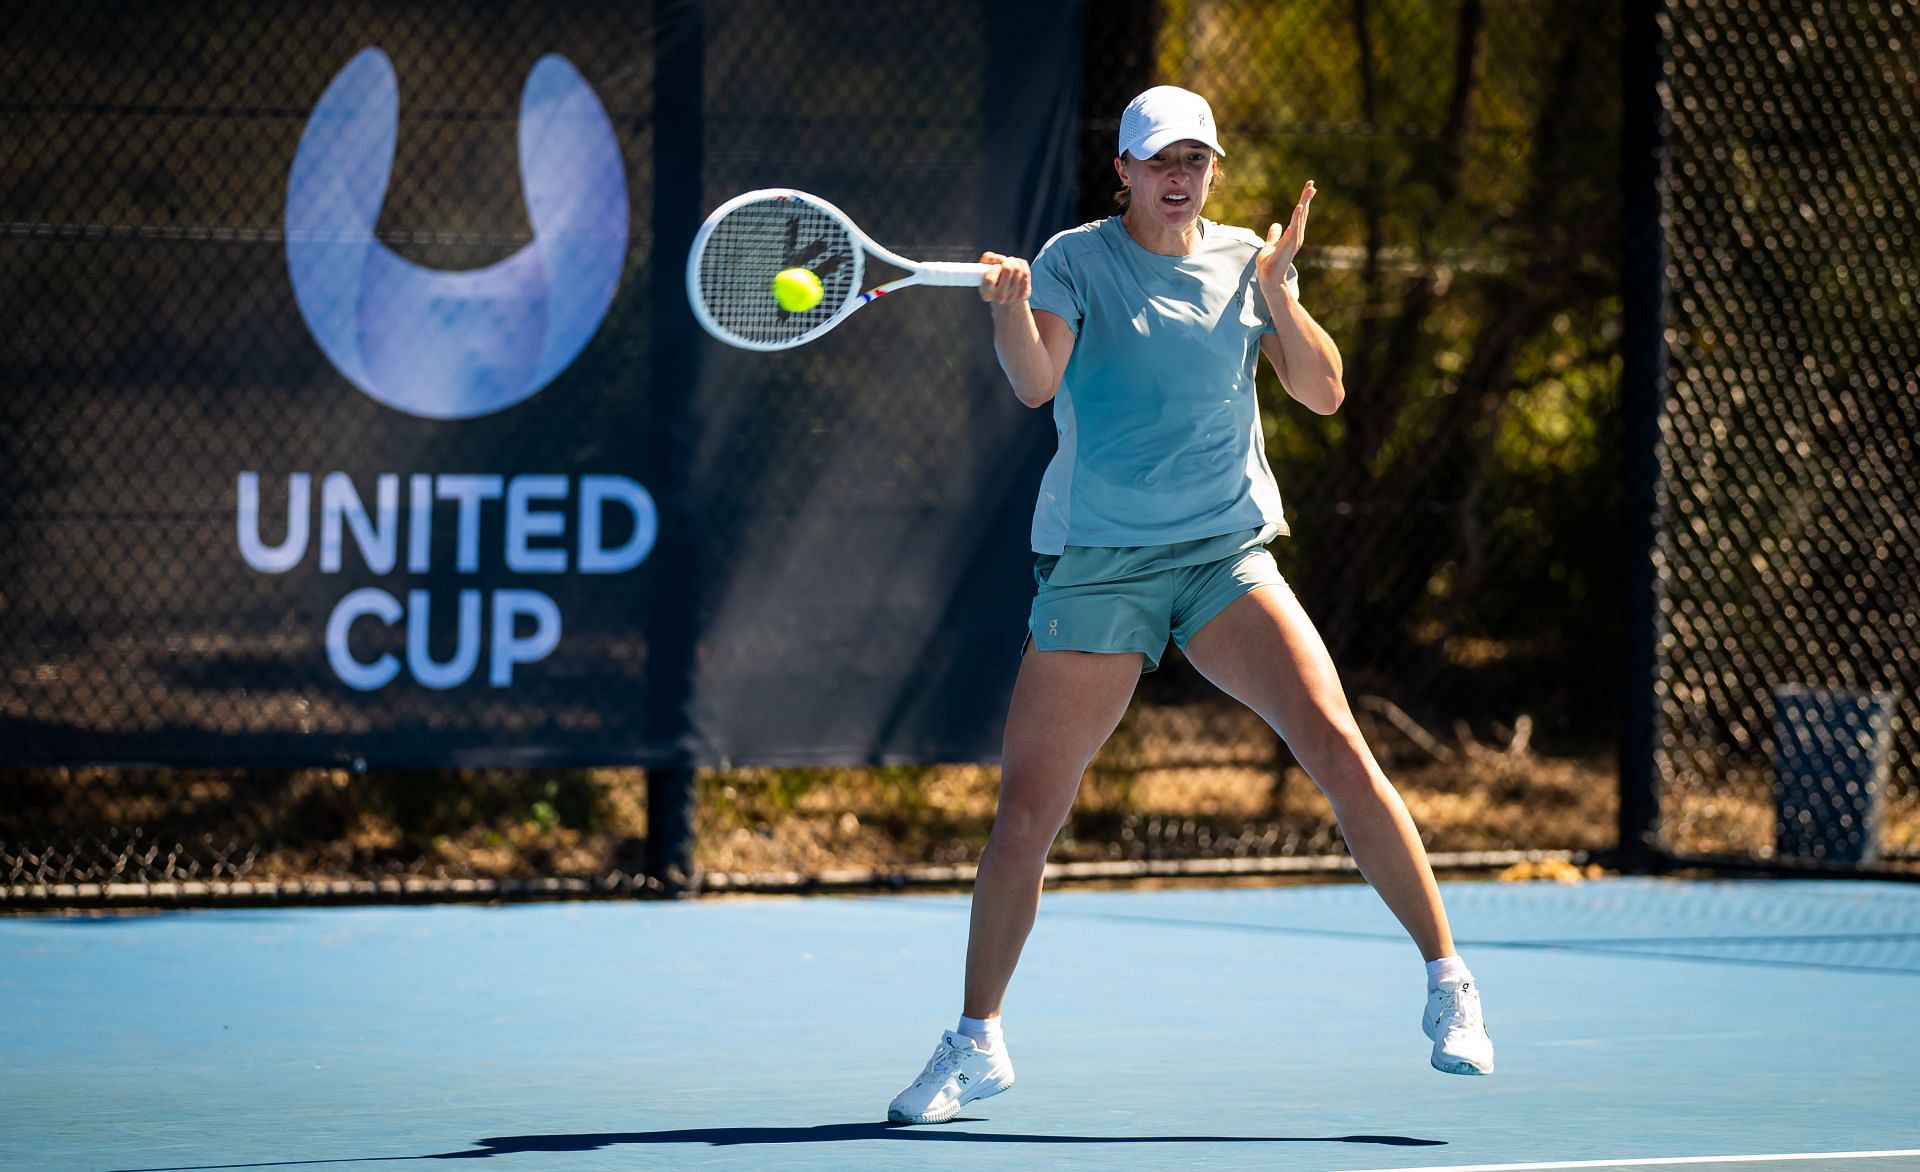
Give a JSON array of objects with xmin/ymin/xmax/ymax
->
[{"xmin": 1118, "ymin": 85, "xmax": 1226, "ymax": 160}]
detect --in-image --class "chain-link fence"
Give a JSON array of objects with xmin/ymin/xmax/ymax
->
[
  {"xmin": 25, "ymin": 0, "xmax": 1851, "ymax": 902},
  {"xmin": 1647, "ymin": 0, "xmax": 1919, "ymax": 872},
  {"xmin": 1, "ymin": 1, "xmax": 1065, "ymax": 896},
  {"xmin": 3, "ymin": 3, "xmax": 671, "ymax": 899},
  {"xmin": 0, "ymin": 2, "xmax": 1620, "ymax": 895},
  {"xmin": 2, "ymin": 4, "xmax": 665, "ymax": 763}
]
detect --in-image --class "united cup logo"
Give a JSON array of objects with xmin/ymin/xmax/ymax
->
[
  {"xmin": 240, "ymin": 49, "xmax": 651, "ymax": 692},
  {"xmin": 285, "ymin": 47, "xmax": 627, "ymax": 419}
]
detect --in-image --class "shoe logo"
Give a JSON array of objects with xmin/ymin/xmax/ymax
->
[{"xmin": 286, "ymin": 48, "xmax": 627, "ymax": 419}]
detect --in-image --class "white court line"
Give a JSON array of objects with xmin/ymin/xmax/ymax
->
[{"xmin": 1336, "ymin": 1150, "xmax": 1920, "ymax": 1172}]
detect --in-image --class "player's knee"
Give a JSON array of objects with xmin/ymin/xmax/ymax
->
[
  {"xmin": 1298, "ymin": 732, "xmax": 1380, "ymax": 803},
  {"xmin": 987, "ymin": 795, "xmax": 1066, "ymax": 862}
]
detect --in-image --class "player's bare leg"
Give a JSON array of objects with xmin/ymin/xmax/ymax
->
[
  {"xmin": 1183, "ymin": 581, "xmax": 1452, "ymax": 957},
  {"xmin": 964, "ymin": 645, "xmax": 1141, "ymax": 1018},
  {"xmin": 888, "ymin": 645, "xmax": 1139, "ymax": 1123},
  {"xmin": 1184, "ymin": 581, "xmax": 1493, "ymax": 1074}
]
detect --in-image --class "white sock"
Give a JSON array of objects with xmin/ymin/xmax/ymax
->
[
  {"xmin": 956, "ymin": 1013, "xmax": 1002, "ymax": 1052},
  {"xmin": 1427, "ymin": 956, "xmax": 1472, "ymax": 989}
]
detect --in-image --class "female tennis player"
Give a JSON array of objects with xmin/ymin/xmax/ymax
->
[{"xmin": 887, "ymin": 86, "xmax": 1495, "ymax": 1125}]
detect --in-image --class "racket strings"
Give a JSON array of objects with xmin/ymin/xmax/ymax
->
[{"xmin": 694, "ymin": 197, "xmax": 861, "ymax": 346}]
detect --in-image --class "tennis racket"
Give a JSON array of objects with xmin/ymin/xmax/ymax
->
[{"xmin": 685, "ymin": 188, "xmax": 990, "ymax": 351}]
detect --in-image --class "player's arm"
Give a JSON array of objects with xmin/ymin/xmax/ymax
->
[
  {"xmin": 1258, "ymin": 298, "xmax": 1344, "ymax": 416},
  {"xmin": 1255, "ymin": 181, "xmax": 1345, "ymax": 415},
  {"xmin": 980, "ymin": 251, "xmax": 1074, "ymax": 408}
]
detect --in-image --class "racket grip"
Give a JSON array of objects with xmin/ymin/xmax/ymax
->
[{"xmin": 918, "ymin": 261, "xmax": 994, "ymax": 287}]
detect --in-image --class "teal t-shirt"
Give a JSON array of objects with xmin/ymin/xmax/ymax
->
[{"xmin": 1026, "ymin": 215, "xmax": 1299, "ymax": 554}]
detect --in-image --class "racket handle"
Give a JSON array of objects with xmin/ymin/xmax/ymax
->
[{"xmin": 917, "ymin": 261, "xmax": 993, "ymax": 287}]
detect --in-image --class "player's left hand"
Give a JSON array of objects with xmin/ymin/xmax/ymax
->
[{"xmin": 1257, "ymin": 180, "xmax": 1315, "ymax": 288}]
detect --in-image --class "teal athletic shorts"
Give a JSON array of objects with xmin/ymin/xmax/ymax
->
[{"xmin": 1027, "ymin": 525, "xmax": 1285, "ymax": 672}]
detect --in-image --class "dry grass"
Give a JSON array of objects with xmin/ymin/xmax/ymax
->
[
  {"xmin": 6, "ymin": 708, "xmax": 1916, "ymax": 886},
  {"xmin": 693, "ymin": 747, "xmax": 1621, "ymax": 875}
]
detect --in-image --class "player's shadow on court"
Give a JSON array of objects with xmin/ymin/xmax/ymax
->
[
  {"xmin": 110, "ymin": 1124, "xmax": 1445, "ymax": 1169},
  {"xmin": 422, "ymin": 1124, "xmax": 1447, "ymax": 1156}
]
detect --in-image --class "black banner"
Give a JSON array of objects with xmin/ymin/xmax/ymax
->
[{"xmin": 0, "ymin": 1, "xmax": 1081, "ymax": 767}]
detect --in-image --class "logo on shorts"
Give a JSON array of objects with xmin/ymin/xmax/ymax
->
[
  {"xmin": 1048, "ymin": 618, "xmax": 1059, "ymax": 637},
  {"xmin": 286, "ymin": 48, "xmax": 627, "ymax": 419}
]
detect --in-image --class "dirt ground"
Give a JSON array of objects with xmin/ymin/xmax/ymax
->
[
  {"xmin": 5, "ymin": 704, "xmax": 1913, "ymax": 888},
  {"xmin": 692, "ymin": 751, "xmax": 1619, "ymax": 875}
]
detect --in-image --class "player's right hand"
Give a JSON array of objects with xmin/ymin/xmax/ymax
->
[
  {"xmin": 979, "ymin": 252, "xmax": 1031, "ymax": 305},
  {"xmin": 1257, "ymin": 180, "xmax": 1315, "ymax": 289}
]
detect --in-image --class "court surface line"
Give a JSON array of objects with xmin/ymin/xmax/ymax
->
[
  {"xmin": 1334, "ymin": 1149, "xmax": 1920, "ymax": 1171},
  {"xmin": 1032, "ymin": 909, "xmax": 1920, "ymax": 978}
]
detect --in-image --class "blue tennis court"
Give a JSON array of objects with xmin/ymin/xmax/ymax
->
[{"xmin": 7, "ymin": 876, "xmax": 1918, "ymax": 1171}]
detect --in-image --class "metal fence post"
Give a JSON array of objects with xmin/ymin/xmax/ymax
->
[
  {"xmin": 646, "ymin": 766, "xmax": 699, "ymax": 894},
  {"xmin": 645, "ymin": 0, "xmax": 704, "ymax": 896},
  {"xmin": 1618, "ymin": 0, "xmax": 1668, "ymax": 871}
]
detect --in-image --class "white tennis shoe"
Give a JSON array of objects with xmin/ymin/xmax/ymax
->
[
  {"xmin": 1424, "ymin": 978, "xmax": 1495, "ymax": 1075},
  {"xmin": 886, "ymin": 1030, "xmax": 1015, "ymax": 1124}
]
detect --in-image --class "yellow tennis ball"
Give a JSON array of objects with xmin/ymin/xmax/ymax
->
[{"xmin": 772, "ymin": 267, "xmax": 824, "ymax": 312}]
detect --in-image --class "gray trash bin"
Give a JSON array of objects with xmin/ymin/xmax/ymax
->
[{"xmin": 1772, "ymin": 686, "xmax": 1900, "ymax": 866}]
